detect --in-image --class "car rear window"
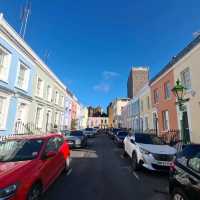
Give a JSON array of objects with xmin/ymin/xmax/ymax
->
[{"xmin": 71, "ymin": 131, "xmax": 83, "ymax": 136}]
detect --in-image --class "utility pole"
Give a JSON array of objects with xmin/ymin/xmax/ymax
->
[{"xmin": 20, "ymin": 0, "xmax": 31, "ymax": 39}]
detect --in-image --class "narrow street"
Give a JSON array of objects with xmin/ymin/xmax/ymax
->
[{"xmin": 43, "ymin": 134, "xmax": 169, "ymax": 200}]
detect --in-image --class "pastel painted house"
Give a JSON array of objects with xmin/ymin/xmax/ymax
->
[
  {"xmin": 138, "ymin": 83, "xmax": 153, "ymax": 132},
  {"xmin": 0, "ymin": 14, "xmax": 70, "ymax": 135},
  {"xmin": 150, "ymin": 34, "xmax": 200, "ymax": 143},
  {"xmin": 0, "ymin": 13, "xmax": 35, "ymax": 136},
  {"xmin": 168, "ymin": 35, "xmax": 200, "ymax": 143},
  {"xmin": 150, "ymin": 68, "xmax": 179, "ymax": 137}
]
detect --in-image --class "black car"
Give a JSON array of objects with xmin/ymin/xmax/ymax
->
[
  {"xmin": 114, "ymin": 131, "xmax": 129, "ymax": 147},
  {"xmin": 109, "ymin": 128, "xmax": 120, "ymax": 139},
  {"xmin": 169, "ymin": 144, "xmax": 200, "ymax": 200}
]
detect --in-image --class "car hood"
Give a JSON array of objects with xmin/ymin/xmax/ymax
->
[
  {"xmin": 0, "ymin": 160, "xmax": 34, "ymax": 188},
  {"xmin": 137, "ymin": 143, "xmax": 177, "ymax": 155}
]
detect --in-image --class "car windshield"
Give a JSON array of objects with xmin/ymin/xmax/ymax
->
[
  {"xmin": 177, "ymin": 145, "xmax": 200, "ymax": 158},
  {"xmin": 71, "ymin": 131, "xmax": 83, "ymax": 136},
  {"xmin": 85, "ymin": 128, "xmax": 93, "ymax": 131},
  {"xmin": 0, "ymin": 139, "xmax": 44, "ymax": 162},
  {"xmin": 118, "ymin": 131, "xmax": 128, "ymax": 137},
  {"xmin": 135, "ymin": 134, "xmax": 165, "ymax": 145}
]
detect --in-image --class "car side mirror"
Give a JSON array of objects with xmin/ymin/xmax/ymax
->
[
  {"xmin": 45, "ymin": 151, "xmax": 56, "ymax": 159},
  {"xmin": 130, "ymin": 139, "xmax": 135, "ymax": 144}
]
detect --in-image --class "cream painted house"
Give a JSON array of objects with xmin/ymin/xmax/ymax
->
[
  {"xmin": 30, "ymin": 64, "xmax": 66, "ymax": 133},
  {"xmin": 172, "ymin": 36, "xmax": 200, "ymax": 143},
  {"xmin": 138, "ymin": 83, "xmax": 153, "ymax": 132},
  {"xmin": 111, "ymin": 98, "xmax": 130, "ymax": 128}
]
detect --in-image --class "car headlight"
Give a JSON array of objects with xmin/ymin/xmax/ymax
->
[
  {"xmin": 0, "ymin": 183, "xmax": 18, "ymax": 198},
  {"xmin": 139, "ymin": 147, "xmax": 151, "ymax": 155}
]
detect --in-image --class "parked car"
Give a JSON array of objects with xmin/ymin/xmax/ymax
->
[
  {"xmin": 123, "ymin": 133, "xmax": 177, "ymax": 171},
  {"xmin": 84, "ymin": 128, "xmax": 96, "ymax": 138},
  {"xmin": 109, "ymin": 128, "xmax": 120, "ymax": 139},
  {"xmin": 169, "ymin": 144, "xmax": 200, "ymax": 200},
  {"xmin": 0, "ymin": 133, "xmax": 70, "ymax": 200},
  {"xmin": 61, "ymin": 130, "xmax": 87, "ymax": 148},
  {"xmin": 70, "ymin": 130, "xmax": 88, "ymax": 147},
  {"xmin": 114, "ymin": 131, "xmax": 129, "ymax": 147}
]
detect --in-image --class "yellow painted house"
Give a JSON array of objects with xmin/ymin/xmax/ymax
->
[{"xmin": 138, "ymin": 83, "xmax": 154, "ymax": 132}]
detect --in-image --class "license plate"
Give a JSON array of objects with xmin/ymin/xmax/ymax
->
[{"xmin": 156, "ymin": 161, "xmax": 172, "ymax": 166}]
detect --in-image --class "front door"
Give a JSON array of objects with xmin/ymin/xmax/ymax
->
[{"xmin": 182, "ymin": 111, "xmax": 190, "ymax": 144}]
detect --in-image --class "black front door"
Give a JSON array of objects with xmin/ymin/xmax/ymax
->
[{"xmin": 182, "ymin": 111, "xmax": 190, "ymax": 144}]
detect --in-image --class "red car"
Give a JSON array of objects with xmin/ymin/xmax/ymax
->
[{"xmin": 0, "ymin": 133, "xmax": 70, "ymax": 200}]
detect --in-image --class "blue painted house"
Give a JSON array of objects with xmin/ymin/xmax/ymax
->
[{"xmin": 0, "ymin": 13, "xmax": 35, "ymax": 136}]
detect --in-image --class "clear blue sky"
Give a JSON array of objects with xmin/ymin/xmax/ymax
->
[{"xmin": 1, "ymin": 0, "xmax": 200, "ymax": 110}]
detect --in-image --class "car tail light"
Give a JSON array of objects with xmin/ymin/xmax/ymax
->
[{"xmin": 170, "ymin": 161, "xmax": 176, "ymax": 173}]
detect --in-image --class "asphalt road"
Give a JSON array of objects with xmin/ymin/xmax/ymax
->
[{"xmin": 43, "ymin": 134, "xmax": 169, "ymax": 200}]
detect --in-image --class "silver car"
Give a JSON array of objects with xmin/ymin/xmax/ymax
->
[{"xmin": 61, "ymin": 130, "xmax": 87, "ymax": 148}]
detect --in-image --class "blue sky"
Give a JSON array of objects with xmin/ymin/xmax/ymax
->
[{"xmin": 1, "ymin": 0, "xmax": 200, "ymax": 110}]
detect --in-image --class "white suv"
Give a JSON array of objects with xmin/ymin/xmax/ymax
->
[{"xmin": 123, "ymin": 133, "xmax": 177, "ymax": 171}]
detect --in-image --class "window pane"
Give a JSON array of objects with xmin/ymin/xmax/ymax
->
[{"xmin": 18, "ymin": 64, "xmax": 27, "ymax": 88}]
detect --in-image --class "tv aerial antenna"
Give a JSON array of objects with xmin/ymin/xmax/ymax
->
[{"xmin": 20, "ymin": 0, "xmax": 31, "ymax": 39}]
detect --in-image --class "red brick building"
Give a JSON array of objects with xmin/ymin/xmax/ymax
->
[{"xmin": 150, "ymin": 69, "xmax": 178, "ymax": 135}]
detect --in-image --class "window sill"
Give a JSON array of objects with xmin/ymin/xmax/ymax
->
[
  {"xmin": 35, "ymin": 95, "xmax": 44, "ymax": 99},
  {"xmin": 0, "ymin": 79, "xmax": 8, "ymax": 84},
  {"xmin": 15, "ymin": 86, "xmax": 28, "ymax": 93},
  {"xmin": 0, "ymin": 128, "xmax": 7, "ymax": 131},
  {"xmin": 164, "ymin": 97, "xmax": 171, "ymax": 101}
]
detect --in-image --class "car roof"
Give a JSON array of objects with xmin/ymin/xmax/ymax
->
[{"xmin": 4, "ymin": 133, "xmax": 62, "ymax": 141}]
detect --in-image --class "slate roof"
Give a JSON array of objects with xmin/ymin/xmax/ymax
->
[{"xmin": 150, "ymin": 34, "xmax": 200, "ymax": 84}]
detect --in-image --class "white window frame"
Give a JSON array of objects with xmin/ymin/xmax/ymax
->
[
  {"xmin": 180, "ymin": 67, "xmax": 192, "ymax": 91},
  {"xmin": 36, "ymin": 77, "xmax": 44, "ymax": 98},
  {"xmin": 15, "ymin": 99, "xmax": 29, "ymax": 123},
  {"xmin": 164, "ymin": 81, "xmax": 171, "ymax": 100},
  {"xmin": 35, "ymin": 106, "xmax": 44, "ymax": 129},
  {"xmin": 61, "ymin": 95, "xmax": 64, "ymax": 107},
  {"xmin": 46, "ymin": 85, "xmax": 52, "ymax": 102},
  {"xmin": 0, "ymin": 45, "xmax": 11, "ymax": 83},
  {"xmin": 55, "ymin": 91, "xmax": 59, "ymax": 105},
  {"xmin": 162, "ymin": 110, "xmax": 170, "ymax": 130},
  {"xmin": 0, "ymin": 92, "xmax": 10, "ymax": 130},
  {"xmin": 54, "ymin": 111, "xmax": 60, "ymax": 125},
  {"xmin": 16, "ymin": 61, "xmax": 30, "ymax": 91}
]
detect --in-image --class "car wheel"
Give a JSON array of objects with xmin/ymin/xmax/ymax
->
[
  {"xmin": 132, "ymin": 152, "xmax": 140, "ymax": 171},
  {"xmin": 27, "ymin": 183, "xmax": 42, "ymax": 200},
  {"xmin": 171, "ymin": 188, "xmax": 189, "ymax": 200},
  {"xmin": 64, "ymin": 157, "xmax": 71, "ymax": 173},
  {"xmin": 123, "ymin": 148, "xmax": 128, "ymax": 157}
]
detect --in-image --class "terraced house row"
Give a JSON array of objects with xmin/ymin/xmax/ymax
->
[
  {"xmin": 0, "ymin": 14, "xmax": 84, "ymax": 136},
  {"xmin": 118, "ymin": 35, "xmax": 200, "ymax": 143}
]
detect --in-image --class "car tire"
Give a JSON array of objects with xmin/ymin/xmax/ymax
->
[
  {"xmin": 123, "ymin": 148, "xmax": 128, "ymax": 157},
  {"xmin": 27, "ymin": 183, "xmax": 42, "ymax": 200},
  {"xmin": 64, "ymin": 157, "xmax": 71, "ymax": 173},
  {"xmin": 171, "ymin": 188, "xmax": 189, "ymax": 200},
  {"xmin": 131, "ymin": 152, "xmax": 140, "ymax": 171}
]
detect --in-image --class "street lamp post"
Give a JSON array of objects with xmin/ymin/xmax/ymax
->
[{"xmin": 172, "ymin": 79, "xmax": 190, "ymax": 144}]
